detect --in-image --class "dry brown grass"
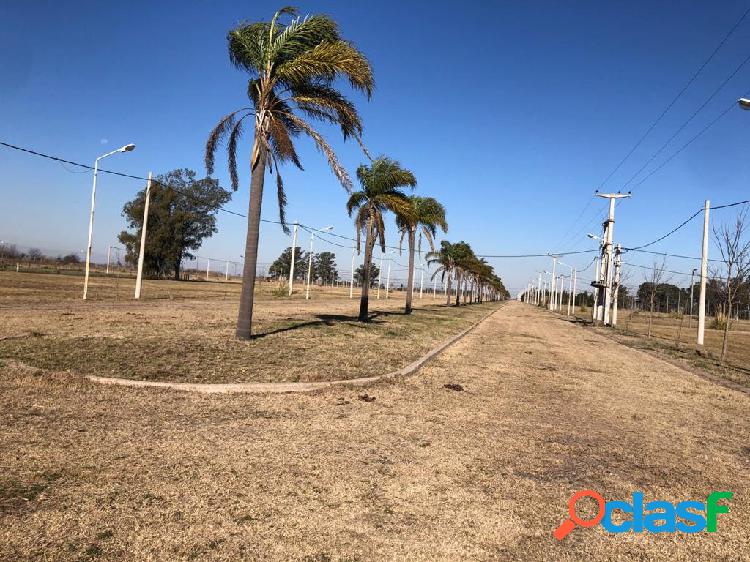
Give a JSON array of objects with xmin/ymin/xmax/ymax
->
[
  {"xmin": 0, "ymin": 272, "xmax": 495, "ymax": 383},
  {"xmin": 1, "ymin": 303, "xmax": 749, "ymax": 561}
]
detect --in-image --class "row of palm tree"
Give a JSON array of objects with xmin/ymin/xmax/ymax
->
[
  {"xmin": 427, "ymin": 241, "xmax": 508, "ymax": 306},
  {"xmin": 205, "ymin": 7, "xmax": 504, "ymax": 339}
]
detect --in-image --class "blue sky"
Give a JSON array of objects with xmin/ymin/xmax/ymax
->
[{"xmin": 2, "ymin": 0, "xmax": 750, "ymax": 293}]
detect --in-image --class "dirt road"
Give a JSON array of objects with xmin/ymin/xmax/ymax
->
[{"xmin": 2, "ymin": 302, "xmax": 748, "ymax": 561}]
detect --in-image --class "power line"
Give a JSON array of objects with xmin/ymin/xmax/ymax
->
[
  {"xmin": 622, "ymin": 208, "xmax": 704, "ymax": 251},
  {"xmin": 622, "ymin": 58, "xmax": 750, "ymax": 191},
  {"xmin": 598, "ymin": 6, "xmax": 750, "ymax": 189},
  {"xmin": 629, "ymin": 99, "xmax": 740, "ymax": 190}
]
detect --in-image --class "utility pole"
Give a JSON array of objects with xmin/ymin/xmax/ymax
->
[
  {"xmin": 419, "ymin": 261, "xmax": 424, "ymax": 299},
  {"xmin": 206, "ymin": 257, "xmax": 210, "ymax": 281},
  {"xmin": 698, "ymin": 200, "xmax": 710, "ymax": 347},
  {"xmin": 549, "ymin": 255, "xmax": 558, "ymax": 311},
  {"xmin": 305, "ymin": 231, "xmax": 315, "ymax": 300},
  {"xmin": 134, "ymin": 172, "xmax": 153, "ymax": 299},
  {"xmin": 688, "ymin": 268, "xmax": 696, "ymax": 329},
  {"xmin": 611, "ymin": 244, "xmax": 622, "ymax": 326},
  {"xmin": 349, "ymin": 244, "xmax": 356, "ymax": 299},
  {"xmin": 537, "ymin": 272, "xmax": 542, "ymax": 307},
  {"xmin": 225, "ymin": 260, "xmax": 229, "ymax": 281},
  {"xmin": 386, "ymin": 257, "xmax": 392, "ymax": 299},
  {"xmin": 377, "ymin": 253, "xmax": 384, "ymax": 299},
  {"xmin": 596, "ymin": 192, "xmax": 630, "ymax": 325},
  {"xmin": 106, "ymin": 245, "xmax": 112, "ymax": 275},
  {"xmin": 288, "ymin": 221, "xmax": 298, "ymax": 296}
]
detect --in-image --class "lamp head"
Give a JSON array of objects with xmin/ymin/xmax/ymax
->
[
  {"xmin": 120, "ymin": 143, "xmax": 136, "ymax": 152},
  {"xmin": 738, "ymin": 98, "xmax": 750, "ymax": 110}
]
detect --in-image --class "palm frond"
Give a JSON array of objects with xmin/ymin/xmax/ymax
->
[
  {"xmin": 277, "ymin": 40, "xmax": 374, "ymax": 98},
  {"xmin": 276, "ymin": 171, "xmax": 290, "ymax": 234},
  {"xmin": 283, "ymin": 112, "xmax": 353, "ymax": 191},
  {"xmin": 346, "ymin": 191, "xmax": 368, "ymax": 216},
  {"xmin": 228, "ymin": 23, "xmax": 269, "ymax": 76},
  {"xmin": 268, "ymin": 116, "xmax": 303, "ymax": 169},
  {"xmin": 270, "ymin": 14, "xmax": 339, "ymax": 67},
  {"xmin": 227, "ymin": 114, "xmax": 251, "ymax": 190},
  {"xmin": 205, "ymin": 109, "xmax": 250, "ymax": 175}
]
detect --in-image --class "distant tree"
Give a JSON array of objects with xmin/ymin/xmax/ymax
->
[
  {"xmin": 315, "ymin": 251, "xmax": 338, "ymax": 285},
  {"xmin": 355, "ymin": 263, "xmax": 380, "ymax": 287},
  {"xmin": 712, "ymin": 208, "xmax": 750, "ymax": 362},
  {"xmin": 641, "ymin": 259, "xmax": 668, "ymax": 338},
  {"xmin": 118, "ymin": 169, "xmax": 231, "ymax": 280},
  {"xmin": 59, "ymin": 253, "xmax": 81, "ymax": 264},
  {"xmin": 269, "ymin": 246, "xmax": 307, "ymax": 280},
  {"xmin": 27, "ymin": 248, "xmax": 43, "ymax": 262}
]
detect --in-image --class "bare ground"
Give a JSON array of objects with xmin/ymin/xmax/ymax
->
[
  {"xmin": 2, "ymin": 302, "xmax": 748, "ymax": 561},
  {"xmin": 0, "ymin": 272, "xmax": 493, "ymax": 383}
]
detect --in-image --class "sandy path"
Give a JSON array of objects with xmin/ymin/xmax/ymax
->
[{"xmin": 1, "ymin": 301, "xmax": 749, "ymax": 561}]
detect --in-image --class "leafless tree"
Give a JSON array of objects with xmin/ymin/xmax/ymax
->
[
  {"xmin": 645, "ymin": 258, "xmax": 667, "ymax": 338},
  {"xmin": 712, "ymin": 208, "xmax": 750, "ymax": 363}
]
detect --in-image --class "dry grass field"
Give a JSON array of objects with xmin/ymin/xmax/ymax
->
[
  {"xmin": 566, "ymin": 307, "xmax": 750, "ymax": 389},
  {"xmin": 1, "ymin": 301, "xmax": 749, "ymax": 561},
  {"xmin": 0, "ymin": 272, "xmax": 495, "ymax": 384}
]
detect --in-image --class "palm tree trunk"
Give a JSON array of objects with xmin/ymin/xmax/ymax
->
[
  {"xmin": 455, "ymin": 272, "xmax": 461, "ymax": 306},
  {"xmin": 446, "ymin": 272, "xmax": 452, "ymax": 306},
  {"xmin": 405, "ymin": 228, "xmax": 416, "ymax": 314},
  {"xmin": 358, "ymin": 217, "xmax": 375, "ymax": 321},
  {"xmin": 235, "ymin": 140, "xmax": 266, "ymax": 340}
]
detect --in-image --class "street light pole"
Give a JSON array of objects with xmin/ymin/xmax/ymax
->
[
  {"xmin": 134, "ymin": 171, "xmax": 153, "ymax": 299},
  {"xmin": 306, "ymin": 226, "xmax": 333, "ymax": 300},
  {"xmin": 698, "ymin": 200, "xmax": 710, "ymax": 347},
  {"xmin": 288, "ymin": 221, "xmax": 298, "ymax": 296},
  {"xmin": 83, "ymin": 143, "xmax": 135, "ymax": 300}
]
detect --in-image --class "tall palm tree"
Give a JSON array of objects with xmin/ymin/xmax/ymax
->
[
  {"xmin": 397, "ymin": 196, "xmax": 447, "ymax": 314},
  {"xmin": 205, "ymin": 7, "xmax": 373, "ymax": 339},
  {"xmin": 347, "ymin": 157, "xmax": 416, "ymax": 321},
  {"xmin": 427, "ymin": 241, "xmax": 457, "ymax": 306},
  {"xmin": 451, "ymin": 241, "xmax": 475, "ymax": 306}
]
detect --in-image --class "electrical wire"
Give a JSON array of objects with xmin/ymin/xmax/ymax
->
[{"xmin": 599, "ymin": 6, "xmax": 750, "ymax": 190}]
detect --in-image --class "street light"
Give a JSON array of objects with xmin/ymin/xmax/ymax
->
[
  {"xmin": 83, "ymin": 143, "xmax": 136, "ymax": 300},
  {"xmin": 305, "ymin": 226, "xmax": 333, "ymax": 299},
  {"xmin": 738, "ymin": 98, "xmax": 750, "ymax": 110}
]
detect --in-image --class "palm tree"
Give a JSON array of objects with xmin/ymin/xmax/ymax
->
[
  {"xmin": 451, "ymin": 241, "xmax": 475, "ymax": 306},
  {"xmin": 347, "ymin": 157, "xmax": 416, "ymax": 321},
  {"xmin": 397, "ymin": 196, "xmax": 447, "ymax": 314},
  {"xmin": 427, "ymin": 241, "xmax": 457, "ymax": 306},
  {"xmin": 205, "ymin": 7, "xmax": 374, "ymax": 339}
]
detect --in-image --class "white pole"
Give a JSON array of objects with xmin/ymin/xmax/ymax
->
[
  {"xmin": 611, "ymin": 245, "xmax": 621, "ymax": 326},
  {"xmin": 106, "ymin": 245, "xmax": 111, "ymax": 275},
  {"xmin": 537, "ymin": 272, "xmax": 542, "ymax": 306},
  {"xmin": 688, "ymin": 268, "xmax": 696, "ymax": 329},
  {"xmin": 567, "ymin": 273, "xmax": 572, "ymax": 315},
  {"xmin": 83, "ymin": 159, "xmax": 99, "ymax": 300},
  {"xmin": 377, "ymin": 253, "xmax": 384, "ymax": 299},
  {"xmin": 288, "ymin": 222, "xmax": 298, "ymax": 296},
  {"xmin": 419, "ymin": 263, "xmax": 424, "ymax": 299},
  {"xmin": 225, "ymin": 260, "xmax": 229, "ymax": 281},
  {"xmin": 697, "ymin": 200, "xmax": 710, "ymax": 347},
  {"xmin": 305, "ymin": 232, "xmax": 315, "ymax": 300},
  {"xmin": 134, "ymin": 171, "xmax": 153, "ymax": 299},
  {"xmin": 206, "ymin": 257, "xmax": 210, "ymax": 280},
  {"xmin": 350, "ymin": 245, "xmax": 355, "ymax": 299},
  {"xmin": 386, "ymin": 259, "xmax": 392, "ymax": 299},
  {"xmin": 549, "ymin": 256, "xmax": 557, "ymax": 311},
  {"xmin": 602, "ymin": 197, "xmax": 616, "ymax": 325}
]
